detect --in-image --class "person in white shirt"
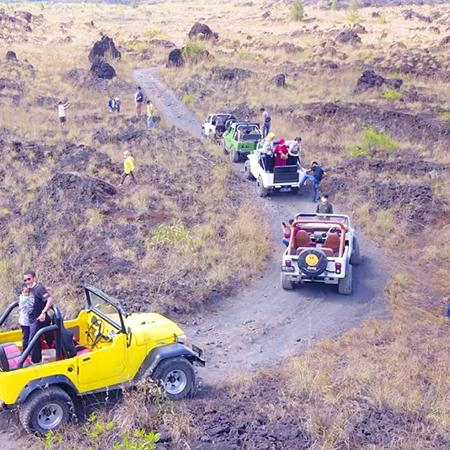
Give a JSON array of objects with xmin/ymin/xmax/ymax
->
[{"xmin": 57, "ymin": 101, "xmax": 70, "ymax": 127}]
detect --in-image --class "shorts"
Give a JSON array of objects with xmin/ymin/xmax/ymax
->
[{"xmin": 59, "ymin": 116, "xmax": 66, "ymax": 123}]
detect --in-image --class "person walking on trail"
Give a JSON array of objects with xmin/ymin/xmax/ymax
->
[
  {"xmin": 316, "ymin": 194, "xmax": 334, "ymax": 214},
  {"xmin": 274, "ymin": 138, "xmax": 289, "ymax": 167},
  {"xmin": 300, "ymin": 161, "xmax": 326, "ymax": 202},
  {"xmin": 23, "ymin": 269, "xmax": 55, "ymax": 364},
  {"xmin": 57, "ymin": 101, "xmax": 70, "ymax": 127},
  {"xmin": 134, "ymin": 86, "xmax": 144, "ymax": 117},
  {"xmin": 281, "ymin": 219, "xmax": 294, "ymax": 247},
  {"xmin": 146, "ymin": 100, "xmax": 155, "ymax": 130},
  {"xmin": 108, "ymin": 97, "xmax": 114, "ymax": 112},
  {"xmin": 114, "ymin": 97, "xmax": 121, "ymax": 113},
  {"xmin": 260, "ymin": 107, "xmax": 271, "ymax": 138},
  {"xmin": 119, "ymin": 150, "xmax": 137, "ymax": 186},
  {"xmin": 18, "ymin": 284, "xmax": 33, "ymax": 352}
]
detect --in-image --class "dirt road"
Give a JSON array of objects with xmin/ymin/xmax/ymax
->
[{"xmin": 134, "ymin": 68, "xmax": 389, "ymax": 385}]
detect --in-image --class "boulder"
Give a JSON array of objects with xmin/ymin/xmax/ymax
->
[
  {"xmin": 440, "ymin": 35, "xmax": 450, "ymax": 46},
  {"xmin": 167, "ymin": 48, "xmax": 184, "ymax": 67},
  {"xmin": 273, "ymin": 73, "xmax": 286, "ymax": 87},
  {"xmin": 356, "ymin": 70, "xmax": 403, "ymax": 91},
  {"xmin": 5, "ymin": 50, "xmax": 17, "ymax": 62},
  {"xmin": 212, "ymin": 67, "xmax": 253, "ymax": 81},
  {"xmin": 90, "ymin": 58, "xmax": 116, "ymax": 79},
  {"xmin": 188, "ymin": 22, "xmax": 218, "ymax": 40},
  {"xmin": 88, "ymin": 35, "xmax": 121, "ymax": 64},
  {"xmin": 336, "ymin": 31, "xmax": 361, "ymax": 45}
]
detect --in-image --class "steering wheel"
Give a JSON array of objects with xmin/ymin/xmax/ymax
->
[{"xmin": 86, "ymin": 317, "xmax": 105, "ymax": 348}]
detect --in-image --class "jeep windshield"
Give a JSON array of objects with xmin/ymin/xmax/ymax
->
[{"xmin": 85, "ymin": 286, "xmax": 126, "ymax": 332}]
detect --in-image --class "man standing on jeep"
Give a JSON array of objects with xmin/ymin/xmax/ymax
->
[
  {"xmin": 23, "ymin": 270, "xmax": 55, "ymax": 363},
  {"xmin": 260, "ymin": 107, "xmax": 271, "ymax": 138}
]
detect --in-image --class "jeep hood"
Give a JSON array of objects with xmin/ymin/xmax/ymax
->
[{"xmin": 124, "ymin": 313, "xmax": 185, "ymax": 346}]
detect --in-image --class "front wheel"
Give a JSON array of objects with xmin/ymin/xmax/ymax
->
[
  {"xmin": 230, "ymin": 148, "xmax": 240, "ymax": 162},
  {"xmin": 222, "ymin": 139, "xmax": 228, "ymax": 154},
  {"xmin": 152, "ymin": 357, "xmax": 196, "ymax": 400},
  {"xmin": 338, "ymin": 264, "xmax": 353, "ymax": 295},
  {"xmin": 19, "ymin": 386, "xmax": 74, "ymax": 435}
]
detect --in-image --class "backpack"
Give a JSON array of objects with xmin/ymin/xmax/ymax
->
[{"xmin": 136, "ymin": 91, "xmax": 144, "ymax": 102}]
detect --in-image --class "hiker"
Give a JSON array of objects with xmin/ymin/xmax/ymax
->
[
  {"xmin": 134, "ymin": 86, "xmax": 144, "ymax": 117},
  {"xmin": 108, "ymin": 97, "xmax": 114, "ymax": 112},
  {"xmin": 23, "ymin": 270, "xmax": 55, "ymax": 364},
  {"xmin": 260, "ymin": 132, "xmax": 275, "ymax": 172},
  {"xmin": 18, "ymin": 285, "xmax": 32, "ymax": 352},
  {"xmin": 316, "ymin": 194, "xmax": 334, "ymax": 214},
  {"xmin": 146, "ymin": 100, "xmax": 155, "ymax": 130},
  {"xmin": 287, "ymin": 137, "xmax": 302, "ymax": 165},
  {"xmin": 114, "ymin": 97, "xmax": 121, "ymax": 113},
  {"xmin": 300, "ymin": 161, "xmax": 326, "ymax": 202},
  {"xmin": 119, "ymin": 150, "xmax": 137, "ymax": 185},
  {"xmin": 274, "ymin": 138, "xmax": 289, "ymax": 167},
  {"xmin": 57, "ymin": 101, "xmax": 70, "ymax": 127},
  {"xmin": 260, "ymin": 107, "xmax": 271, "ymax": 138},
  {"xmin": 281, "ymin": 219, "xmax": 294, "ymax": 247}
]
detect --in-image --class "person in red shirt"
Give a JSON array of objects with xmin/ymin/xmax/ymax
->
[{"xmin": 274, "ymin": 138, "xmax": 289, "ymax": 167}]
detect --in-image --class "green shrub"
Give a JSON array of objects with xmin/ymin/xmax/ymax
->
[
  {"xmin": 331, "ymin": 0, "xmax": 339, "ymax": 10},
  {"xmin": 148, "ymin": 223, "xmax": 197, "ymax": 253},
  {"xmin": 347, "ymin": 0, "xmax": 359, "ymax": 24},
  {"xmin": 382, "ymin": 90, "xmax": 401, "ymax": 101},
  {"xmin": 182, "ymin": 93, "xmax": 193, "ymax": 104},
  {"xmin": 182, "ymin": 41, "xmax": 205, "ymax": 59},
  {"xmin": 290, "ymin": 0, "xmax": 304, "ymax": 21},
  {"xmin": 350, "ymin": 127, "xmax": 398, "ymax": 157},
  {"xmin": 438, "ymin": 111, "xmax": 450, "ymax": 120}
]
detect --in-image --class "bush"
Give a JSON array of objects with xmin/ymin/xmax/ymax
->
[
  {"xmin": 182, "ymin": 93, "xmax": 193, "ymax": 104},
  {"xmin": 181, "ymin": 41, "xmax": 205, "ymax": 59},
  {"xmin": 382, "ymin": 90, "xmax": 401, "ymax": 101},
  {"xmin": 347, "ymin": 0, "xmax": 359, "ymax": 24},
  {"xmin": 438, "ymin": 111, "xmax": 450, "ymax": 120},
  {"xmin": 350, "ymin": 127, "xmax": 398, "ymax": 157},
  {"xmin": 331, "ymin": 0, "xmax": 339, "ymax": 10},
  {"xmin": 290, "ymin": 0, "xmax": 304, "ymax": 21}
]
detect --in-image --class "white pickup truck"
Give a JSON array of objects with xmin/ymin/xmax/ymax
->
[
  {"xmin": 281, "ymin": 213, "xmax": 361, "ymax": 294},
  {"xmin": 202, "ymin": 113, "xmax": 236, "ymax": 140}
]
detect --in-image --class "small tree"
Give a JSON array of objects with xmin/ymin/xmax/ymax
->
[
  {"xmin": 331, "ymin": 0, "xmax": 339, "ymax": 11},
  {"xmin": 290, "ymin": 0, "xmax": 304, "ymax": 21},
  {"xmin": 347, "ymin": 0, "xmax": 359, "ymax": 24}
]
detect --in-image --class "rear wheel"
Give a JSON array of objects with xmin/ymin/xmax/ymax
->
[
  {"xmin": 19, "ymin": 386, "xmax": 74, "ymax": 435},
  {"xmin": 281, "ymin": 273, "xmax": 294, "ymax": 290},
  {"xmin": 244, "ymin": 160, "xmax": 255, "ymax": 180},
  {"xmin": 338, "ymin": 264, "xmax": 353, "ymax": 295},
  {"xmin": 152, "ymin": 357, "xmax": 195, "ymax": 400},
  {"xmin": 256, "ymin": 176, "xmax": 269, "ymax": 197},
  {"xmin": 230, "ymin": 148, "xmax": 240, "ymax": 162},
  {"xmin": 222, "ymin": 139, "xmax": 228, "ymax": 154},
  {"xmin": 350, "ymin": 237, "xmax": 362, "ymax": 265}
]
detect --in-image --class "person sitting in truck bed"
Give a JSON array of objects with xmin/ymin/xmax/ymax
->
[
  {"xmin": 260, "ymin": 132, "xmax": 275, "ymax": 172},
  {"xmin": 274, "ymin": 138, "xmax": 289, "ymax": 167}
]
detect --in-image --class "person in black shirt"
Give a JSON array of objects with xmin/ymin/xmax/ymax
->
[
  {"xmin": 300, "ymin": 161, "xmax": 326, "ymax": 202},
  {"xmin": 23, "ymin": 269, "xmax": 55, "ymax": 363}
]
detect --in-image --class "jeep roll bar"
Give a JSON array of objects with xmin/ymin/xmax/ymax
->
[
  {"xmin": 295, "ymin": 213, "xmax": 351, "ymax": 229},
  {"xmin": 0, "ymin": 301, "xmax": 64, "ymax": 369}
]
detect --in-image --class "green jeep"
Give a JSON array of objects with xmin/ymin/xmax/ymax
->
[{"xmin": 222, "ymin": 121, "xmax": 262, "ymax": 162}]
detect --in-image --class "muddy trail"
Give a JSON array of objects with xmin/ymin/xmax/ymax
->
[{"xmin": 134, "ymin": 68, "xmax": 389, "ymax": 385}]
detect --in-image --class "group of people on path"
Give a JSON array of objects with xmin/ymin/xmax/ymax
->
[
  {"xmin": 108, "ymin": 96, "xmax": 121, "ymax": 113},
  {"xmin": 134, "ymin": 86, "xmax": 156, "ymax": 130}
]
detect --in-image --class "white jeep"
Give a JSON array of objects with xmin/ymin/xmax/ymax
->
[
  {"xmin": 281, "ymin": 213, "xmax": 361, "ymax": 294},
  {"xmin": 244, "ymin": 141, "xmax": 306, "ymax": 197},
  {"xmin": 202, "ymin": 113, "xmax": 235, "ymax": 140}
]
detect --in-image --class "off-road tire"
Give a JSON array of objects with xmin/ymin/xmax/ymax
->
[
  {"xmin": 256, "ymin": 176, "xmax": 269, "ymax": 197},
  {"xmin": 152, "ymin": 357, "xmax": 195, "ymax": 400},
  {"xmin": 19, "ymin": 386, "xmax": 74, "ymax": 435},
  {"xmin": 338, "ymin": 264, "xmax": 353, "ymax": 295},
  {"xmin": 350, "ymin": 236, "xmax": 362, "ymax": 265},
  {"xmin": 244, "ymin": 160, "xmax": 255, "ymax": 180},
  {"xmin": 230, "ymin": 148, "xmax": 240, "ymax": 162},
  {"xmin": 222, "ymin": 139, "xmax": 228, "ymax": 154},
  {"xmin": 281, "ymin": 273, "xmax": 294, "ymax": 290}
]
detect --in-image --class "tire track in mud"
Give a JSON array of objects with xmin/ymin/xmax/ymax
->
[{"xmin": 135, "ymin": 67, "xmax": 389, "ymax": 385}]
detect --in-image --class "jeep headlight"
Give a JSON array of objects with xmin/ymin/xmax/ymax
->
[{"xmin": 177, "ymin": 334, "xmax": 187, "ymax": 345}]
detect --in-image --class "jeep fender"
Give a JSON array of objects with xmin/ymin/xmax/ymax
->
[
  {"xmin": 134, "ymin": 343, "xmax": 204, "ymax": 381},
  {"xmin": 17, "ymin": 375, "xmax": 78, "ymax": 404}
]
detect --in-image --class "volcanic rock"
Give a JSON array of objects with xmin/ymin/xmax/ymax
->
[
  {"xmin": 212, "ymin": 67, "xmax": 253, "ymax": 81},
  {"xmin": 188, "ymin": 22, "xmax": 218, "ymax": 40},
  {"xmin": 336, "ymin": 30, "xmax": 361, "ymax": 44},
  {"xmin": 167, "ymin": 48, "xmax": 184, "ymax": 67},
  {"xmin": 88, "ymin": 34, "xmax": 121, "ymax": 64},
  {"xmin": 5, "ymin": 50, "xmax": 17, "ymax": 62},
  {"xmin": 273, "ymin": 73, "xmax": 286, "ymax": 87},
  {"xmin": 90, "ymin": 58, "xmax": 116, "ymax": 79},
  {"xmin": 356, "ymin": 70, "xmax": 402, "ymax": 91}
]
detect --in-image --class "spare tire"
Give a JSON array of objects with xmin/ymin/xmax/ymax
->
[{"xmin": 297, "ymin": 248, "xmax": 328, "ymax": 277}]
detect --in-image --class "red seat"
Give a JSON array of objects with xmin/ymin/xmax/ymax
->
[{"xmin": 0, "ymin": 343, "xmax": 31, "ymax": 371}]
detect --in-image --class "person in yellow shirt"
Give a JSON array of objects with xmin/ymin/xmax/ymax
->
[
  {"xmin": 119, "ymin": 150, "xmax": 136, "ymax": 185},
  {"xmin": 146, "ymin": 100, "xmax": 155, "ymax": 130}
]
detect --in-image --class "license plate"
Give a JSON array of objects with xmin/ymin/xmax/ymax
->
[
  {"xmin": 281, "ymin": 266, "xmax": 295, "ymax": 272},
  {"xmin": 280, "ymin": 187, "xmax": 291, "ymax": 192}
]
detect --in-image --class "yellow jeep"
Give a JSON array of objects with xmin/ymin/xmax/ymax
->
[{"xmin": 0, "ymin": 285, "xmax": 205, "ymax": 434}]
